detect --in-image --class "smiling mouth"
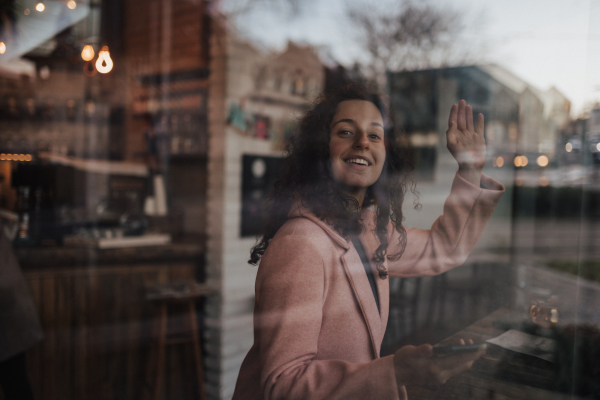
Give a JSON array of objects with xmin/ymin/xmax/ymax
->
[{"xmin": 345, "ymin": 158, "xmax": 370, "ymax": 166}]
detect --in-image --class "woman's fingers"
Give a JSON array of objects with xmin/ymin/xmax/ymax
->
[
  {"xmin": 417, "ymin": 344, "xmax": 434, "ymax": 358},
  {"xmin": 457, "ymin": 100, "xmax": 467, "ymax": 131},
  {"xmin": 428, "ymin": 352, "xmax": 482, "ymax": 385},
  {"xmin": 452, "ymin": 100, "xmax": 481, "ymax": 135},
  {"xmin": 466, "ymin": 105, "xmax": 474, "ymax": 132},
  {"xmin": 394, "ymin": 342, "xmax": 484, "ymax": 388},
  {"xmin": 448, "ymin": 103, "xmax": 458, "ymax": 128},
  {"xmin": 476, "ymin": 113, "xmax": 484, "ymax": 136},
  {"xmin": 446, "ymin": 101, "xmax": 487, "ymax": 174},
  {"xmin": 435, "ymin": 349, "xmax": 484, "ymax": 370}
]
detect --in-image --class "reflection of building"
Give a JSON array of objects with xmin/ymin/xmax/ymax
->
[
  {"xmin": 561, "ymin": 107, "xmax": 600, "ymax": 167},
  {"xmin": 486, "ymin": 66, "xmax": 570, "ymax": 157},
  {"xmin": 205, "ymin": 27, "xmax": 324, "ymax": 399},
  {"xmin": 225, "ymin": 39, "xmax": 324, "ymax": 148},
  {"xmin": 560, "ymin": 118, "xmax": 587, "ymax": 165},
  {"xmin": 388, "ymin": 64, "xmax": 571, "ymax": 180},
  {"xmin": 591, "ymin": 108, "xmax": 600, "ymax": 166},
  {"xmin": 386, "ymin": 64, "xmax": 573, "ymax": 272}
]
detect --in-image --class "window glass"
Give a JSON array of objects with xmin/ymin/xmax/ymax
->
[{"xmin": 0, "ymin": 0, "xmax": 598, "ymax": 399}]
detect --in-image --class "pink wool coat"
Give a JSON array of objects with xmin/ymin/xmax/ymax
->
[{"xmin": 232, "ymin": 173, "xmax": 504, "ymax": 400}]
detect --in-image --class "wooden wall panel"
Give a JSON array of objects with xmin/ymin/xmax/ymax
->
[{"xmin": 23, "ymin": 263, "xmax": 197, "ymax": 400}]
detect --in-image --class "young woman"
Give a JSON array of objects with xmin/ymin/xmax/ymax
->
[{"xmin": 232, "ymin": 82, "xmax": 505, "ymax": 400}]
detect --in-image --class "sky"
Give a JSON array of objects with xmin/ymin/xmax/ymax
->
[{"xmin": 226, "ymin": 0, "xmax": 600, "ymax": 117}]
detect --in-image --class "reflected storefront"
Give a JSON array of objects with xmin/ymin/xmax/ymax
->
[{"xmin": 0, "ymin": 0, "xmax": 599, "ymax": 399}]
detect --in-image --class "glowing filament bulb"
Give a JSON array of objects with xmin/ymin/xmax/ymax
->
[
  {"xmin": 36, "ymin": 2, "xmax": 45, "ymax": 12},
  {"xmin": 0, "ymin": 42, "xmax": 6, "ymax": 54},
  {"xmin": 67, "ymin": 0, "xmax": 76, "ymax": 9},
  {"xmin": 95, "ymin": 46, "xmax": 113, "ymax": 74},
  {"xmin": 81, "ymin": 45, "xmax": 94, "ymax": 61}
]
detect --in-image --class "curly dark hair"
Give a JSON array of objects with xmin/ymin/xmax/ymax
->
[{"xmin": 249, "ymin": 81, "xmax": 415, "ymax": 279}]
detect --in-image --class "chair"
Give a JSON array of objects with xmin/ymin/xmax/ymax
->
[
  {"xmin": 145, "ymin": 281, "xmax": 213, "ymax": 400},
  {"xmin": 387, "ymin": 277, "xmax": 422, "ymax": 340}
]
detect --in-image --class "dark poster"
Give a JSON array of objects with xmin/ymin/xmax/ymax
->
[{"xmin": 241, "ymin": 155, "xmax": 283, "ymax": 237}]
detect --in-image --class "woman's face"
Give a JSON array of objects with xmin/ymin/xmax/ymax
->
[{"xmin": 329, "ymin": 100, "xmax": 386, "ymax": 206}]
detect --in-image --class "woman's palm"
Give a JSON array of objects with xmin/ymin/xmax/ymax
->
[{"xmin": 446, "ymin": 99, "xmax": 486, "ymax": 171}]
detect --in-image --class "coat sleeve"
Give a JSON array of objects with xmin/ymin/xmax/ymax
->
[
  {"xmin": 387, "ymin": 172, "xmax": 505, "ymax": 277},
  {"xmin": 253, "ymin": 234, "xmax": 402, "ymax": 400}
]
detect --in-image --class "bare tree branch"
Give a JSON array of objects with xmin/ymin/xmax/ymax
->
[
  {"xmin": 220, "ymin": 0, "xmax": 308, "ymax": 19},
  {"xmin": 346, "ymin": 0, "xmax": 484, "ymax": 86}
]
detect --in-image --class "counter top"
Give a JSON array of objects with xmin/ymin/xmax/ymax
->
[{"xmin": 16, "ymin": 241, "xmax": 204, "ymax": 270}]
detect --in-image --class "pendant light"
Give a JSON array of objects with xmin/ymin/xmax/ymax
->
[
  {"xmin": 81, "ymin": 44, "xmax": 94, "ymax": 61},
  {"xmin": 95, "ymin": 46, "xmax": 113, "ymax": 74}
]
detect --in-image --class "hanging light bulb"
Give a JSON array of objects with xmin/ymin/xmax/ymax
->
[
  {"xmin": 0, "ymin": 42, "xmax": 6, "ymax": 54},
  {"xmin": 81, "ymin": 45, "xmax": 94, "ymax": 61},
  {"xmin": 67, "ymin": 0, "xmax": 76, "ymax": 9},
  {"xmin": 95, "ymin": 46, "xmax": 113, "ymax": 74},
  {"xmin": 36, "ymin": 2, "xmax": 45, "ymax": 12}
]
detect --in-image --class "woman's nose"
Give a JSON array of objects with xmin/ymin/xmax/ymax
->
[{"xmin": 353, "ymin": 131, "xmax": 369, "ymax": 149}]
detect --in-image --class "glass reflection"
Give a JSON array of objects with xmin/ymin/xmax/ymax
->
[{"xmin": 0, "ymin": 0, "xmax": 598, "ymax": 398}]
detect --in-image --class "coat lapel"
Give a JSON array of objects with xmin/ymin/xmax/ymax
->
[
  {"xmin": 360, "ymin": 210, "xmax": 390, "ymax": 352},
  {"xmin": 289, "ymin": 203, "xmax": 388, "ymax": 358},
  {"xmin": 340, "ymin": 247, "xmax": 384, "ymax": 358}
]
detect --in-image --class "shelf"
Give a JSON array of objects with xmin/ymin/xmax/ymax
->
[{"xmin": 168, "ymin": 153, "xmax": 207, "ymax": 163}]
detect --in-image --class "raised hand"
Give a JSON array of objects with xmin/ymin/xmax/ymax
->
[{"xmin": 446, "ymin": 100, "xmax": 486, "ymax": 186}]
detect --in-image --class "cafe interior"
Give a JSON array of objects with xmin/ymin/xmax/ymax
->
[{"xmin": 0, "ymin": 0, "xmax": 599, "ymax": 399}]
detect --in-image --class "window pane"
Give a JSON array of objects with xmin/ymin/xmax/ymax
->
[{"xmin": 0, "ymin": 0, "xmax": 597, "ymax": 399}]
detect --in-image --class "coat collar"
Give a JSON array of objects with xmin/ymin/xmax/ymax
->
[
  {"xmin": 288, "ymin": 201, "xmax": 351, "ymax": 249},
  {"xmin": 288, "ymin": 202, "xmax": 389, "ymax": 357},
  {"xmin": 287, "ymin": 201, "xmax": 377, "ymax": 248}
]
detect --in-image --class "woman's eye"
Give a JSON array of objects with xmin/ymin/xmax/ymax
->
[
  {"xmin": 339, "ymin": 130, "xmax": 352, "ymax": 136},
  {"xmin": 369, "ymin": 133, "xmax": 382, "ymax": 140}
]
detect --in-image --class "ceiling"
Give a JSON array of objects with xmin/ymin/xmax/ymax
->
[{"xmin": 0, "ymin": 0, "xmax": 90, "ymax": 66}]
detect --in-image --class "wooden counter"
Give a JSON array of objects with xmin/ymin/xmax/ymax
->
[
  {"xmin": 17, "ymin": 242, "xmax": 208, "ymax": 400},
  {"xmin": 16, "ymin": 242, "xmax": 204, "ymax": 270}
]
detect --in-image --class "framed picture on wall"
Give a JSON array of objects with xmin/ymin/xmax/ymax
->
[{"xmin": 240, "ymin": 154, "xmax": 283, "ymax": 237}]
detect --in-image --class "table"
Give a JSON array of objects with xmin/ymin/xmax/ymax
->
[
  {"xmin": 145, "ymin": 281, "xmax": 216, "ymax": 400},
  {"xmin": 405, "ymin": 308, "xmax": 581, "ymax": 400}
]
